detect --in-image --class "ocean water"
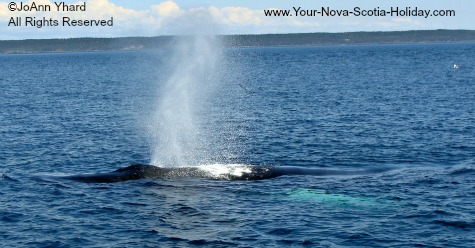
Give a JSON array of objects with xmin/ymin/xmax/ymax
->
[{"xmin": 1, "ymin": 42, "xmax": 475, "ymax": 247}]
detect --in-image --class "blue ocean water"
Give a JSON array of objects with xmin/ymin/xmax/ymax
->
[{"xmin": 1, "ymin": 42, "xmax": 475, "ymax": 247}]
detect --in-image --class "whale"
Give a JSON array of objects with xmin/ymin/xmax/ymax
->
[{"xmin": 63, "ymin": 164, "xmax": 392, "ymax": 183}]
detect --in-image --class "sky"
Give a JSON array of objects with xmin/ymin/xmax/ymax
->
[{"xmin": 0, "ymin": 0, "xmax": 474, "ymax": 40}]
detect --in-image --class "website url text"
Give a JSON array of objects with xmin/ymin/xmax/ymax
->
[{"xmin": 264, "ymin": 7, "xmax": 456, "ymax": 19}]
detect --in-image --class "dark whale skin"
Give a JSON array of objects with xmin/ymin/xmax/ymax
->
[{"xmin": 64, "ymin": 164, "xmax": 391, "ymax": 183}]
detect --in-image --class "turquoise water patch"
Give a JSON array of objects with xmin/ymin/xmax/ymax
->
[{"xmin": 286, "ymin": 188, "xmax": 387, "ymax": 208}]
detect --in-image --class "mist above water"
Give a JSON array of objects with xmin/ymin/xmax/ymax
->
[{"xmin": 148, "ymin": 34, "xmax": 224, "ymax": 166}]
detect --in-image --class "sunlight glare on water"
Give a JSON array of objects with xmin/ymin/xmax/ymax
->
[{"xmin": 198, "ymin": 163, "xmax": 253, "ymax": 179}]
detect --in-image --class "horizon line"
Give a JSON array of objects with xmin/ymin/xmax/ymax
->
[{"xmin": 2, "ymin": 29, "xmax": 474, "ymax": 42}]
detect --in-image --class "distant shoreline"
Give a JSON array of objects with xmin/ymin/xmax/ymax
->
[{"xmin": 1, "ymin": 29, "xmax": 475, "ymax": 54}]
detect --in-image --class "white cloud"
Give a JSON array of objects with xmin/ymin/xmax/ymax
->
[
  {"xmin": 220, "ymin": 7, "xmax": 262, "ymax": 25},
  {"xmin": 150, "ymin": 1, "xmax": 180, "ymax": 17}
]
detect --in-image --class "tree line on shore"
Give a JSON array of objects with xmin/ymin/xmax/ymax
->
[{"xmin": 1, "ymin": 30, "xmax": 474, "ymax": 54}]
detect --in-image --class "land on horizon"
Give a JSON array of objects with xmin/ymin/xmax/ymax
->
[{"xmin": 1, "ymin": 29, "xmax": 475, "ymax": 54}]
